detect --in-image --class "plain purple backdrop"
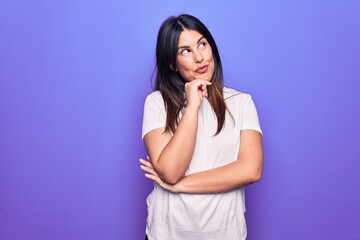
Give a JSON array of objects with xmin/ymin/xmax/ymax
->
[{"xmin": 1, "ymin": 1, "xmax": 360, "ymax": 239}]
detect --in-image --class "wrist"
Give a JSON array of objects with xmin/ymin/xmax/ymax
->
[
  {"xmin": 176, "ymin": 177, "xmax": 187, "ymax": 193},
  {"xmin": 185, "ymin": 104, "xmax": 200, "ymax": 112}
]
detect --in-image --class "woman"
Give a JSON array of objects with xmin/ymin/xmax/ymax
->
[{"xmin": 140, "ymin": 14, "xmax": 263, "ymax": 240}]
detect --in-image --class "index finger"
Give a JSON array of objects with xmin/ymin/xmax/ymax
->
[{"xmin": 194, "ymin": 79, "xmax": 212, "ymax": 85}]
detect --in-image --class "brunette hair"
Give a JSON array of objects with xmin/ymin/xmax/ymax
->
[{"xmin": 155, "ymin": 14, "xmax": 227, "ymax": 135}]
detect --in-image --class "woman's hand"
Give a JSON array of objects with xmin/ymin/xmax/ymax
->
[
  {"xmin": 140, "ymin": 158, "xmax": 182, "ymax": 193},
  {"xmin": 184, "ymin": 79, "xmax": 211, "ymax": 110}
]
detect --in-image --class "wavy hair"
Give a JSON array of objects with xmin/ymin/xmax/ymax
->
[{"xmin": 155, "ymin": 14, "xmax": 228, "ymax": 135}]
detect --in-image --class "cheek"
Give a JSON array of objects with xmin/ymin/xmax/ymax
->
[
  {"xmin": 177, "ymin": 58, "xmax": 191, "ymax": 71},
  {"xmin": 209, "ymin": 57, "xmax": 215, "ymax": 72},
  {"xmin": 176, "ymin": 60, "xmax": 194, "ymax": 78}
]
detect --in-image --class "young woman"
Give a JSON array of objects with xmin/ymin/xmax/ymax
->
[{"xmin": 140, "ymin": 14, "xmax": 263, "ymax": 240}]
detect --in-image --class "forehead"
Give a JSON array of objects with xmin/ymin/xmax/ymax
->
[{"xmin": 178, "ymin": 29, "xmax": 203, "ymax": 46}]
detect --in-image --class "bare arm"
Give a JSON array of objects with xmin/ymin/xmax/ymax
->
[
  {"xmin": 141, "ymin": 129, "xmax": 263, "ymax": 193},
  {"xmin": 144, "ymin": 80, "xmax": 211, "ymax": 184},
  {"xmin": 144, "ymin": 107, "xmax": 198, "ymax": 185}
]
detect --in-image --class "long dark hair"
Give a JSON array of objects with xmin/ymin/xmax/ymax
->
[{"xmin": 155, "ymin": 14, "xmax": 227, "ymax": 135}]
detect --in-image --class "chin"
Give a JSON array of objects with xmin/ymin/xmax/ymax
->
[{"xmin": 205, "ymin": 74, "xmax": 213, "ymax": 82}]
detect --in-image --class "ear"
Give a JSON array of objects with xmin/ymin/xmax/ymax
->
[{"xmin": 169, "ymin": 64, "xmax": 177, "ymax": 72}]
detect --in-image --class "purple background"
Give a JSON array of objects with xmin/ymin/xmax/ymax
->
[{"xmin": 1, "ymin": 1, "xmax": 359, "ymax": 239}]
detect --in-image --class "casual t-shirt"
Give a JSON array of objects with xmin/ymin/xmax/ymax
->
[{"xmin": 142, "ymin": 87, "xmax": 262, "ymax": 240}]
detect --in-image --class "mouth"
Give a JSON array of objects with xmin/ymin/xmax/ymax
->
[{"xmin": 195, "ymin": 65, "xmax": 208, "ymax": 74}]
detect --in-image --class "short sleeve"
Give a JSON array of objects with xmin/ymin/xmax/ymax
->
[
  {"xmin": 241, "ymin": 96, "xmax": 262, "ymax": 135},
  {"xmin": 142, "ymin": 92, "xmax": 167, "ymax": 140}
]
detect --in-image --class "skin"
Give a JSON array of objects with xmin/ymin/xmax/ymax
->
[{"xmin": 141, "ymin": 29, "xmax": 263, "ymax": 193}]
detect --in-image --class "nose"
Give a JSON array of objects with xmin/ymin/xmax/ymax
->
[{"xmin": 193, "ymin": 50, "xmax": 204, "ymax": 63}]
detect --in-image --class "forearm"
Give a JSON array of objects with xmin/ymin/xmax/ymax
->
[
  {"xmin": 177, "ymin": 157, "xmax": 263, "ymax": 194},
  {"xmin": 155, "ymin": 106, "xmax": 199, "ymax": 184}
]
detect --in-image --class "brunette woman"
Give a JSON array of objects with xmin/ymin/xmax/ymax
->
[{"xmin": 140, "ymin": 14, "xmax": 263, "ymax": 240}]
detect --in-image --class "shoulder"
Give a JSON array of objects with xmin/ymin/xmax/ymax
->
[
  {"xmin": 223, "ymin": 87, "xmax": 252, "ymax": 104},
  {"xmin": 145, "ymin": 90, "xmax": 162, "ymax": 100},
  {"xmin": 145, "ymin": 91, "xmax": 164, "ymax": 105}
]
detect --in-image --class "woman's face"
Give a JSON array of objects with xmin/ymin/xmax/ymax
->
[{"xmin": 175, "ymin": 29, "xmax": 214, "ymax": 82}]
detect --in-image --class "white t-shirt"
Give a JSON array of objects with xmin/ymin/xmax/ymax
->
[{"xmin": 142, "ymin": 87, "xmax": 262, "ymax": 240}]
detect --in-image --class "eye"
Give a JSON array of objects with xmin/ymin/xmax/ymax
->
[
  {"xmin": 199, "ymin": 42, "xmax": 207, "ymax": 49},
  {"xmin": 181, "ymin": 49, "xmax": 190, "ymax": 55}
]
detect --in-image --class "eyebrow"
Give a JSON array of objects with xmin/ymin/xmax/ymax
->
[{"xmin": 178, "ymin": 36, "xmax": 205, "ymax": 49}]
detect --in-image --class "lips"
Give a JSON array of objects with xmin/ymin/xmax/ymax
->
[{"xmin": 195, "ymin": 65, "xmax": 208, "ymax": 74}]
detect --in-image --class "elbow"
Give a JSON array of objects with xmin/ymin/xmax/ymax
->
[
  {"xmin": 154, "ymin": 164, "xmax": 184, "ymax": 185},
  {"xmin": 250, "ymin": 158, "xmax": 263, "ymax": 183},
  {"xmin": 165, "ymin": 178, "xmax": 181, "ymax": 185},
  {"xmin": 156, "ymin": 163, "xmax": 185, "ymax": 185},
  {"xmin": 249, "ymin": 167, "xmax": 262, "ymax": 184},
  {"xmin": 161, "ymin": 174, "xmax": 182, "ymax": 185},
  {"xmin": 252, "ymin": 171, "xmax": 262, "ymax": 183}
]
